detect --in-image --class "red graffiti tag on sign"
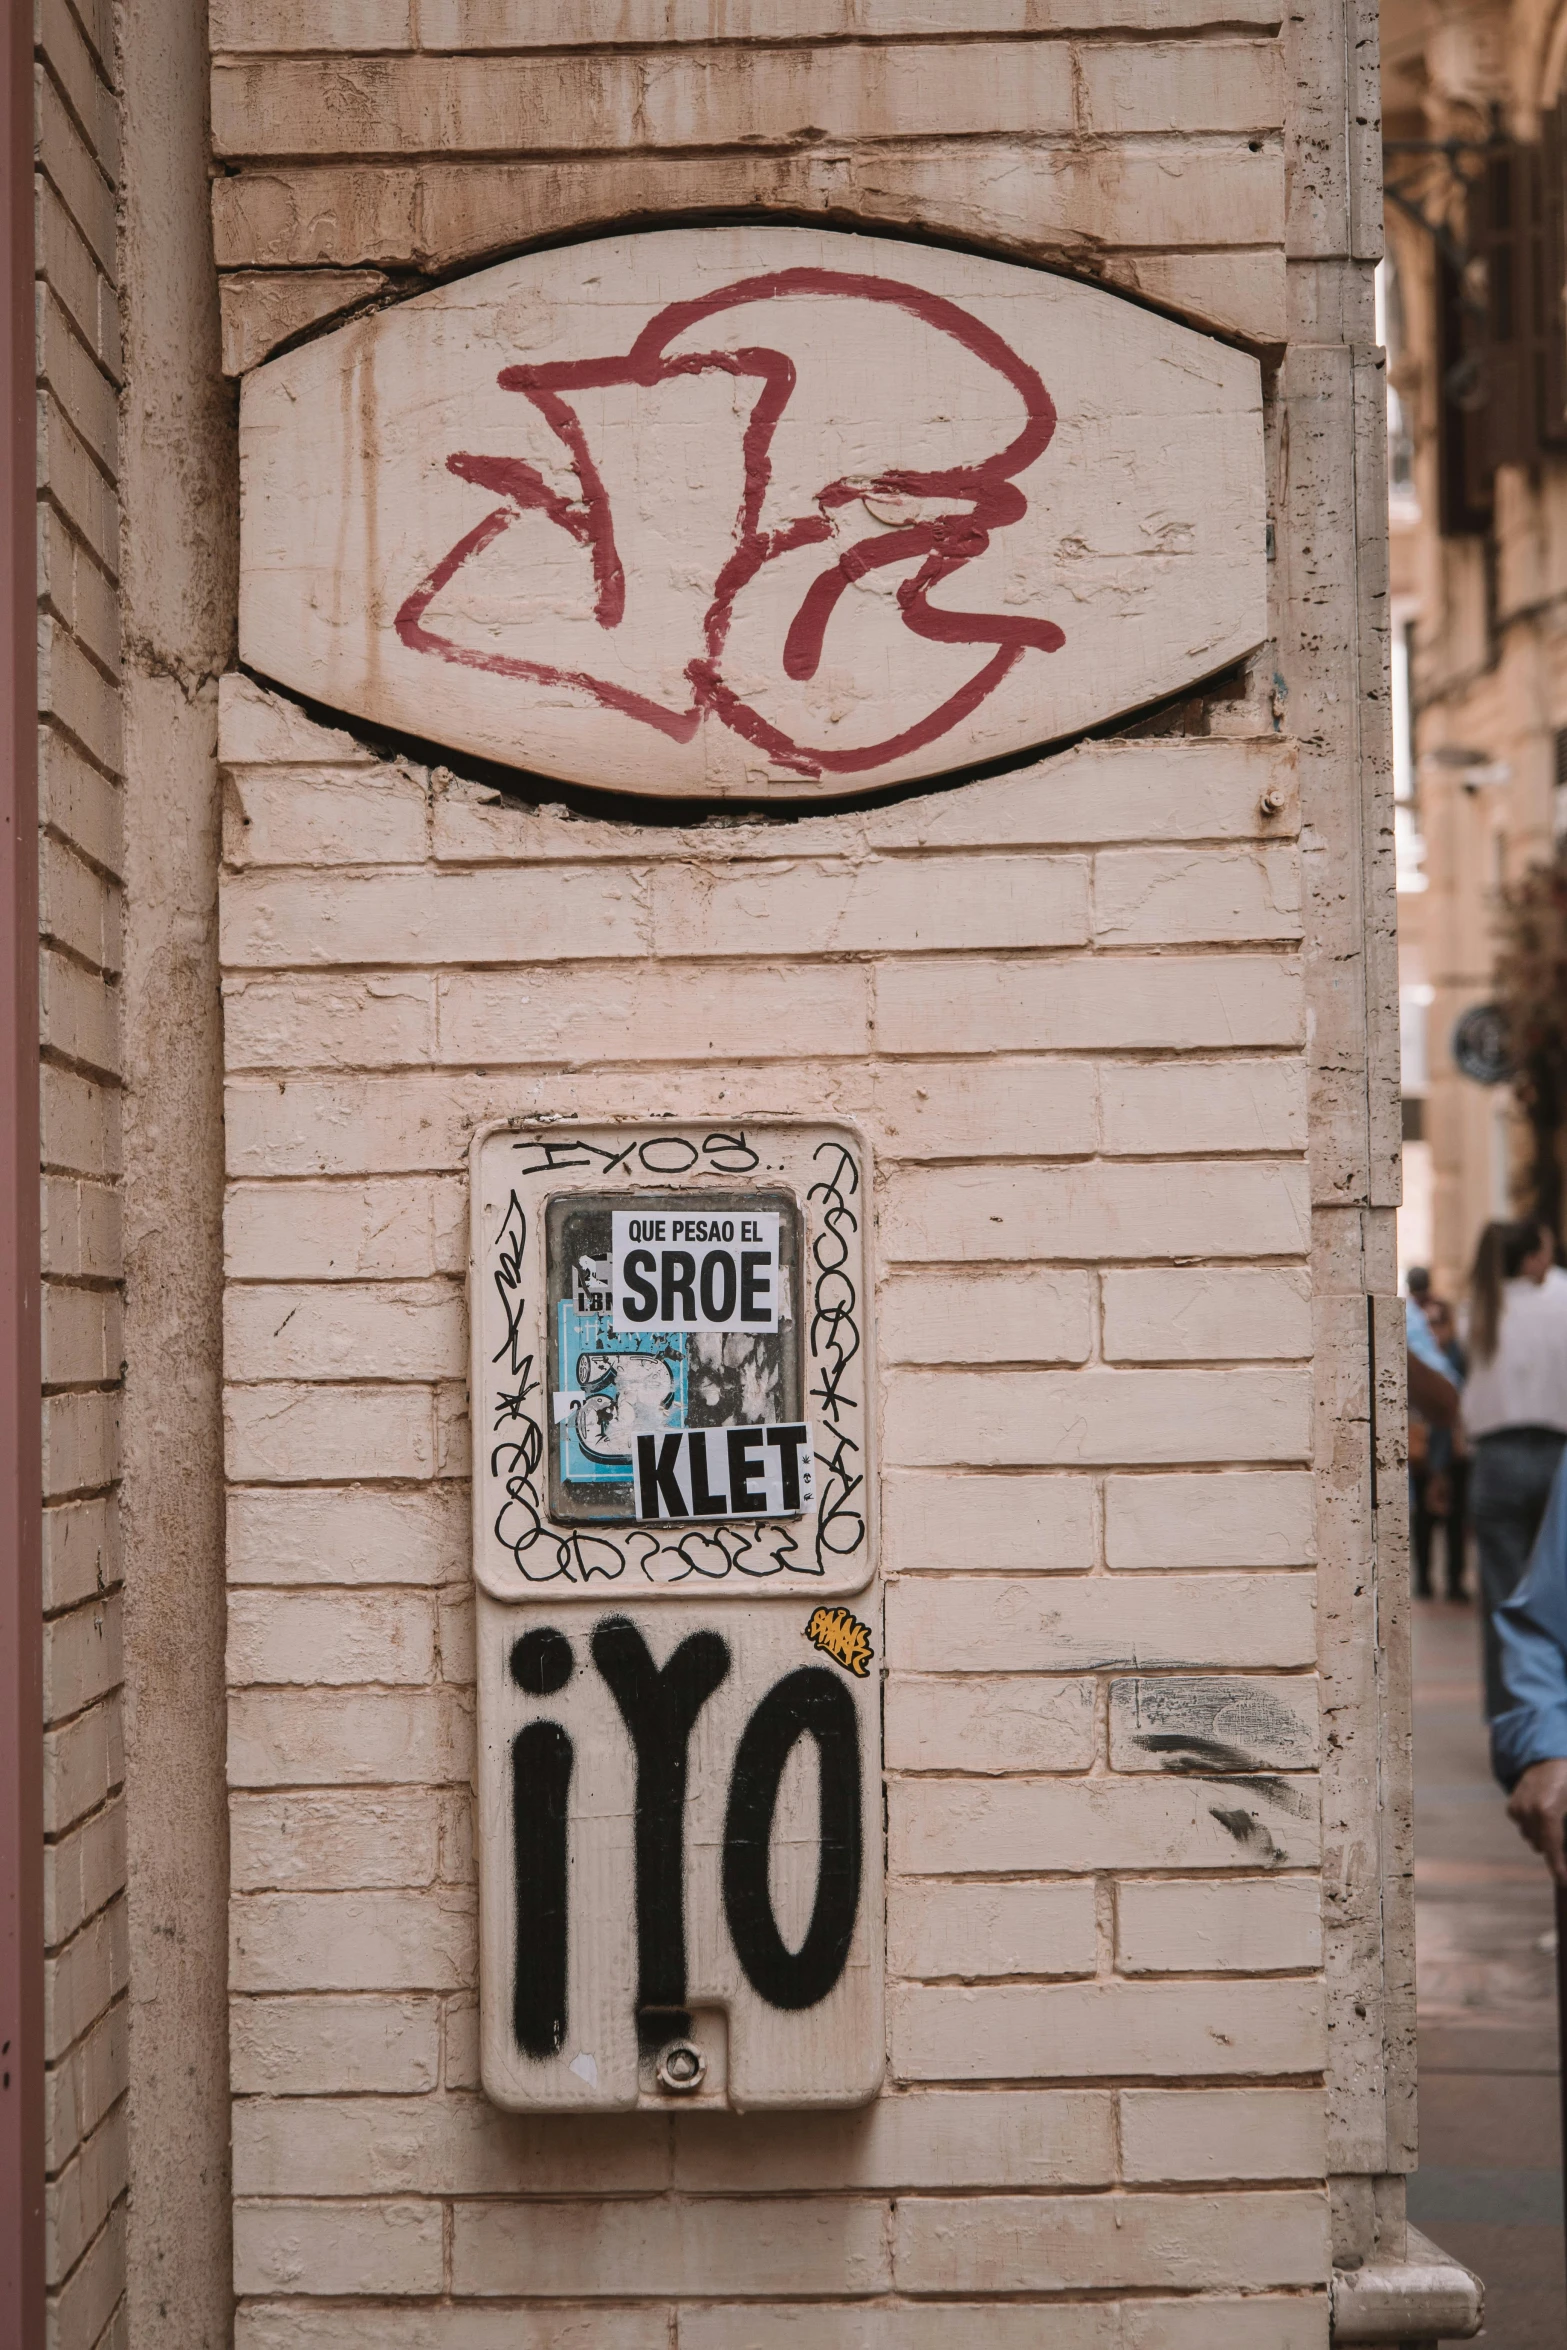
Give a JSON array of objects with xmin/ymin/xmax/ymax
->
[{"xmin": 394, "ymin": 269, "xmax": 1064, "ymax": 782}]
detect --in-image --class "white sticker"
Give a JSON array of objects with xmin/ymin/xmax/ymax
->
[
  {"xmin": 612, "ymin": 1210, "xmax": 780, "ymax": 1333},
  {"xmin": 633, "ymin": 1423, "xmax": 814, "ymax": 1521}
]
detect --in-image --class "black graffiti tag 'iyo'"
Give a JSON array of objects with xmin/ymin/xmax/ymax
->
[{"xmin": 508, "ymin": 1618, "xmax": 866, "ymax": 2056}]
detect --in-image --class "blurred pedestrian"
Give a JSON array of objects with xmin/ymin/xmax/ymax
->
[
  {"xmin": 1463, "ymin": 1219, "xmax": 1567, "ymax": 1717},
  {"xmin": 1415, "ymin": 1294, "xmax": 1469, "ymax": 1600}
]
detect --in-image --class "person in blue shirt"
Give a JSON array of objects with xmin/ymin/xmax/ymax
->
[{"xmin": 1490, "ymin": 1452, "xmax": 1567, "ymax": 1886}]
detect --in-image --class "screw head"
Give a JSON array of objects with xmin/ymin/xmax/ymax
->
[
  {"xmin": 1260, "ymin": 787, "xmax": 1285, "ymax": 817},
  {"xmin": 655, "ymin": 2039, "xmax": 707, "ymax": 2095}
]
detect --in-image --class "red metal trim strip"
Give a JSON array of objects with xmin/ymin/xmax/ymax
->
[{"xmin": 0, "ymin": 0, "xmax": 45, "ymax": 2330}]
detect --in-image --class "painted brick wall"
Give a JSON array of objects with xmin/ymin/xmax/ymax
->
[
  {"xmin": 219, "ymin": 676, "xmax": 1332, "ymax": 2343},
  {"xmin": 207, "ymin": 0, "xmax": 1287, "ymax": 378},
  {"xmin": 35, "ymin": 0, "xmax": 127, "ymax": 2339}
]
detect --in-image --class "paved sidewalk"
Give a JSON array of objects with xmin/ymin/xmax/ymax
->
[{"xmin": 1408, "ymin": 1598, "xmax": 1565, "ymax": 2346}]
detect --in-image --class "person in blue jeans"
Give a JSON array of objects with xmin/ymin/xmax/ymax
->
[{"xmin": 1492, "ymin": 1453, "xmax": 1567, "ymax": 1885}]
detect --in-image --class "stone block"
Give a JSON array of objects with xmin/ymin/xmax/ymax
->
[
  {"xmin": 889, "ymin": 1881, "xmax": 1099, "ymax": 1981},
  {"xmin": 1115, "ymin": 1876, "xmax": 1322, "ymax": 1974},
  {"xmin": 1102, "ymin": 1267, "xmax": 1312, "ymax": 1361},
  {"xmin": 1105, "ymin": 1470, "xmax": 1315, "ymax": 1567}
]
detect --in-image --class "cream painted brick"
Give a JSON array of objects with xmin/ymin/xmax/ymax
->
[
  {"xmin": 442, "ymin": 1992, "xmax": 478, "ymax": 2088},
  {"xmin": 231, "ymin": 1789, "xmax": 441, "ymax": 1890},
  {"xmin": 1101, "ymin": 1057, "xmax": 1306, "ymax": 1155},
  {"xmin": 370, "ymin": 143, "xmax": 1281, "ymax": 270},
  {"xmin": 1109, "ymin": 1675, "xmax": 1318, "ymax": 1771},
  {"xmin": 39, "ymin": 723, "xmax": 122, "ymax": 877},
  {"xmin": 220, "ymin": 268, "xmax": 392, "ymax": 374},
  {"xmin": 212, "ymin": 43, "xmax": 1077, "ymax": 155},
  {"xmin": 40, "ymin": 947, "xmax": 119, "ymax": 1075},
  {"xmin": 1120, "ymin": 2086, "xmax": 1325, "ymax": 2182},
  {"xmin": 894, "ymin": 1978, "xmax": 1322, "ymax": 2085},
  {"xmin": 42, "ymin": 1063, "xmax": 121, "ymax": 1179},
  {"xmin": 226, "ymin": 1178, "xmax": 463, "ymax": 1280},
  {"xmin": 888, "ymin": 1572, "xmax": 1316, "ymax": 1672},
  {"xmin": 871, "ymin": 1059, "xmax": 1098, "ymax": 1160},
  {"xmin": 882, "ymin": 1471, "xmax": 1095, "ymax": 1572},
  {"xmin": 230, "ymin": 1995, "xmax": 440, "ymax": 2093},
  {"xmin": 226, "ymin": 1579, "xmax": 439, "ymax": 1691},
  {"xmin": 889, "ymin": 1882, "xmax": 1098, "ymax": 1980},
  {"xmin": 885, "ymin": 1675, "xmax": 1095, "ymax": 1772},
  {"xmin": 881, "ymin": 1269, "xmax": 1092, "ymax": 1365},
  {"xmin": 651, "ymin": 853, "xmax": 1090, "ymax": 957},
  {"xmin": 36, "ymin": 68, "xmax": 116, "ymax": 275},
  {"xmin": 235, "ymin": 2307, "xmax": 669, "ymax": 2350},
  {"xmin": 36, "ymin": 180, "xmax": 117, "ymax": 377},
  {"xmin": 224, "ymin": 1381, "xmax": 437, "ymax": 1483},
  {"xmin": 45, "ymin": 1898, "xmax": 127, "ymax": 2059},
  {"xmin": 43, "ymin": 1593, "xmax": 121, "ymax": 1724},
  {"xmin": 39, "ymin": 509, "xmax": 119, "ymax": 677},
  {"xmin": 41, "ymin": 1173, "xmax": 120, "ymax": 1282},
  {"xmin": 219, "ymin": 673, "xmax": 376, "ymax": 766},
  {"xmin": 1106, "ymin": 1470, "xmax": 1315, "ymax": 1567},
  {"xmin": 418, "ymin": 0, "xmax": 1287, "ymax": 36},
  {"xmin": 45, "ymin": 1997, "xmax": 125, "ymax": 2171},
  {"xmin": 221, "ymin": 865, "xmax": 648, "ymax": 968},
  {"xmin": 876, "ymin": 955, "xmax": 1302, "ymax": 1056},
  {"xmin": 231, "ymin": 1888, "xmax": 476, "ymax": 1992},
  {"xmin": 43, "ymin": 1280, "xmax": 122, "ymax": 1386},
  {"xmin": 886, "ymin": 1367, "xmax": 1310, "ymax": 1467},
  {"xmin": 233, "ymin": 2091, "xmax": 668, "ymax": 2197},
  {"xmin": 42, "ymin": 1494, "xmax": 120, "ymax": 1613},
  {"xmin": 427, "ymin": 740, "xmax": 1295, "ymax": 866},
  {"xmin": 894, "ymin": 2187, "xmax": 1328, "ymax": 2291},
  {"xmin": 223, "ymin": 764, "xmax": 427, "ymax": 868},
  {"xmin": 1121, "ymin": 2296, "xmax": 1327, "ymax": 2348},
  {"xmin": 225, "ymin": 1280, "xmax": 462, "ymax": 1381},
  {"xmin": 675, "ymin": 2088, "xmax": 1113, "ymax": 2190},
  {"xmin": 199, "ymin": 0, "xmax": 384, "ymax": 40},
  {"xmin": 225, "ymin": 160, "xmax": 1286, "ymax": 321},
  {"xmin": 44, "ymin": 1792, "xmax": 124, "ymax": 1946},
  {"xmin": 1116, "ymin": 1877, "xmax": 1322, "ymax": 1974},
  {"xmin": 232, "ymin": 2197, "xmax": 443, "ymax": 2298},
  {"xmin": 1103, "ymin": 1266, "xmax": 1311, "ymax": 1361},
  {"xmin": 37, "ymin": 393, "xmax": 120, "ymax": 576},
  {"xmin": 46, "ymin": 2100, "xmax": 126, "ymax": 2288},
  {"xmin": 48, "ymin": 2200, "xmax": 125, "ymax": 2350},
  {"xmin": 39, "ymin": 835, "xmax": 120, "ymax": 986},
  {"xmin": 436, "ymin": 1590, "xmax": 474, "ymax": 1689},
  {"xmin": 228, "ymin": 1483, "xmax": 465, "ymax": 1587},
  {"xmin": 438, "ymin": 1787, "xmax": 474, "ymax": 1887},
  {"xmin": 884, "ymin": 1162, "xmax": 1309, "ymax": 1265},
  {"xmin": 38, "ymin": 614, "xmax": 121, "ymax": 775},
  {"xmin": 679, "ymin": 2312, "xmax": 1120, "ymax": 2350},
  {"xmin": 451, "ymin": 2194, "xmax": 891, "ymax": 2298},
  {"xmin": 224, "ymin": 974, "xmax": 435, "ymax": 1070},
  {"xmin": 36, "ymin": 292, "xmax": 119, "ymax": 484},
  {"xmin": 229, "ymin": 1687, "xmax": 472, "ymax": 1787},
  {"xmin": 1094, "ymin": 844, "xmax": 1300, "ymax": 945},
  {"xmin": 1082, "ymin": 35, "xmax": 1282, "ymax": 131},
  {"xmin": 894, "ymin": 1769, "xmax": 1317, "ymax": 1878},
  {"xmin": 43, "ymin": 1695, "xmax": 122, "ymax": 1836},
  {"xmin": 435, "ymin": 961, "xmax": 870, "ymax": 1068},
  {"xmin": 38, "ymin": 0, "xmax": 119, "ymax": 174}
]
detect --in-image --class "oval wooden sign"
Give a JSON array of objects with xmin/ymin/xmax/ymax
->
[{"xmin": 239, "ymin": 225, "xmax": 1267, "ymax": 801}]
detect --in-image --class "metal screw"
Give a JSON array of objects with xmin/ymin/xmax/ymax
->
[
  {"xmin": 655, "ymin": 2039, "xmax": 707, "ymax": 2095},
  {"xmin": 1259, "ymin": 787, "xmax": 1285, "ymax": 817}
]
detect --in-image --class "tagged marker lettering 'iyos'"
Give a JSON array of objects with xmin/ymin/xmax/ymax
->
[
  {"xmin": 634, "ymin": 1424, "xmax": 814, "ymax": 1521},
  {"xmin": 612, "ymin": 1210, "xmax": 780, "ymax": 1334}
]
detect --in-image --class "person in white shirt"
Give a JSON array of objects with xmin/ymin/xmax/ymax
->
[{"xmin": 1462, "ymin": 1218, "xmax": 1567, "ymax": 1716}]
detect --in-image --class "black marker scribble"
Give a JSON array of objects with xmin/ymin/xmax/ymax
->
[
  {"xmin": 492, "ymin": 1192, "xmax": 531, "ymax": 1377},
  {"xmin": 808, "ymin": 1141, "xmax": 866, "ymax": 1569}
]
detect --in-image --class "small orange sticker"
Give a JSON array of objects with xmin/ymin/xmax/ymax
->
[{"xmin": 805, "ymin": 1605, "xmax": 874, "ymax": 1678}]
